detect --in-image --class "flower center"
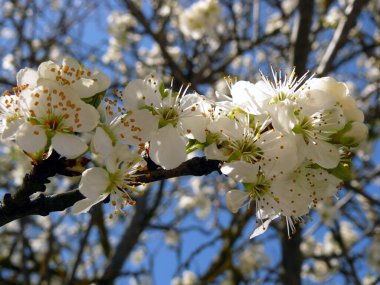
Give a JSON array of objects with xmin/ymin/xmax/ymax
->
[
  {"xmin": 244, "ymin": 173, "xmax": 271, "ymax": 199},
  {"xmin": 158, "ymin": 106, "xmax": 179, "ymax": 127},
  {"xmin": 45, "ymin": 116, "xmax": 63, "ymax": 130},
  {"xmin": 229, "ymin": 135, "xmax": 263, "ymax": 163},
  {"xmin": 269, "ymin": 90, "xmax": 297, "ymax": 105},
  {"xmin": 292, "ymin": 115, "xmax": 313, "ymax": 143}
]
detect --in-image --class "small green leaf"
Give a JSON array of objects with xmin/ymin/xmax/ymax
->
[
  {"xmin": 292, "ymin": 124, "xmax": 303, "ymax": 134},
  {"xmin": 227, "ymin": 151, "xmax": 241, "ymax": 162},
  {"xmin": 83, "ymin": 90, "xmax": 106, "ymax": 108},
  {"xmin": 330, "ymin": 162, "xmax": 352, "ymax": 181},
  {"xmin": 159, "ymin": 82, "xmax": 167, "ymax": 99},
  {"xmin": 158, "ymin": 118, "xmax": 169, "ymax": 128},
  {"xmin": 227, "ymin": 107, "xmax": 246, "ymax": 120},
  {"xmin": 139, "ymin": 105, "xmax": 157, "ymax": 114}
]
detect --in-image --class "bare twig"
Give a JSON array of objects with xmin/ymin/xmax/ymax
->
[{"xmin": 316, "ymin": 0, "xmax": 370, "ymax": 75}]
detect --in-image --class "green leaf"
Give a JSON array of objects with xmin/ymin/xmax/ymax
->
[
  {"xmin": 83, "ymin": 89, "xmax": 106, "ymax": 108},
  {"xmin": 186, "ymin": 139, "xmax": 205, "ymax": 153},
  {"xmin": 330, "ymin": 122, "xmax": 359, "ymax": 147},
  {"xmin": 227, "ymin": 107, "xmax": 246, "ymax": 120},
  {"xmin": 186, "ymin": 139, "xmax": 198, "ymax": 149},
  {"xmin": 159, "ymin": 82, "xmax": 168, "ymax": 99},
  {"xmin": 292, "ymin": 124, "xmax": 303, "ymax": 134},
  {"xmin": 227, "ymin": 151, "xmax": 241, "ymax": 162},
  {"xmin": 158, "ymin": 118, "xmax": 169, "ymax": 129},
  {"xmin": 139, "ymin": 105, "xmax": 157, "ymax": 114},
  {"xmin": 330, "ymin": 162, "xmax": 352, "ymax": 181}
]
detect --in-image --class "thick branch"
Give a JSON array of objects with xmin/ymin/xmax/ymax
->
[
  {"xmin": 98, "ymin": 181, "xmax": 165, "ymax": 285},
  {"xmin": 0, "ymin": 157, "xmax": 221, "ymax": 227},
  {"xmin": 135, "ymin": 157, "xmax": 220, "ymax": 184},
  {"xmin": 200, "ymin": 208, "xmax": 255, "ymax": 283},
  {"xmin": 0, "ymin": 190, "xmax": 85, "ymax": 227},
  {"xmin": 289, "ymin": 0, "xmax": 314, "ymax": 75},
  {"xmin": 281, "ymin": 2, "xmax": 315, "ymax": 284}
]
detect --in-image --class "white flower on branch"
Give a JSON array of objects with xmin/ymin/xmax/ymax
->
[
  {"xmin": 205, "ymin": 113, "xmax": 297, "ymax": 180},
  {"xmin": 16, "ymin": 81, "xmax": 99, "ymax": 158},
  {"xmin": 37, "ymin": 57, "xmax": 110, "ymax": 99},
  {"xmin": 72, "ymin": 144, "xmax": 146, "ymax": 216},
  {"xmin": 122, "ymin": 75, "xmax": 212, "ymax": 169},
  {"xmin": 226, "ymin": 161, "xmax": 342, "ymax": 238}
]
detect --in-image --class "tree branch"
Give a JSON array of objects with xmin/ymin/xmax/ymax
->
[
  {"xmin": 289, "ymin": 0, "xmax": 314, "ymax": 75},
  {"xmin": 281, "ymin": 1, "xmax": 315, "ymax": 284},
  {"xmin": 316, "ymin": 0, "xmax": 370, "ymax": 75},
  {"xmin": 0, "ymin": 157, "xmax": 221, "ymax": 227},
  {"xmin": 98, "ymin": 181, "xmax": 166, "ymax": 285}
]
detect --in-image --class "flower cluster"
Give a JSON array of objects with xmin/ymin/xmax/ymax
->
[
  {"xmin": 0, "ymin": 57, "xmax": 367, "ymax": 237},
  {"xmin": 178, "ymin": 0, "xmax": 220, "ymax": 40},
  {"xmin": 218, "ymin": 69, "xmax": 367, "ymax": 237}
]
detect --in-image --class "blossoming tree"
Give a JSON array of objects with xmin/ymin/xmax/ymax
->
[{"xmin": 0, "ymin": 0, "xmax": 379, "ymax": 284}]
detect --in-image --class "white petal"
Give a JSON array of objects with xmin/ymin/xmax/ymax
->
[
  {"xmin": 94, "ymin": 72, "xmax": 111, "ymax": 92},
  {"xmin": 305, "ymin": 169, "xmax": 341, "ymax": 201},
  {"xmin": 259, "ymin": 131, "xmax": 298, "ymax": 177},
  {"xmin": 70, "ymin": 102, "xmax": 100, "ymax": 132},
  {"xmin": 2, "ymin": 118, "xmax": 24, "ymax": 140},
  {"xmin": 144, "ymin": 73, "xmax": 163, "ymax": 91},
  {"xmin": 93, "ymin": 127, "xmax": 113, "ymax": 158},
  {"xmin": 250, "ymin": 214, "xmax": 280, "ymax": 239},
  {"xmin": 341, "ymin": 96, "xmax": 364, "ymax": 122},
  {"xmin": 308, "ymin": 77, "xmax": 347, "ymax": 101},
  {"xmin": 179, "ymin": 94, "xmax": 211, "ymax": 142},
  {"xmin": 306, "ymin": 140, "xmax": 340, "ymax": 169},
  {"xmin": 179, "ymin": 93, "xmax": 206, "ymax": 109},
  {"xmin": 208, "ymin": 116, "xmax": 242, "ymax": 141},
  {"xmin": 16, "ymin": 68, "xmax": 38, "ymax": 88},
  {"xmin": 270, "ymin": 177, "xmax": 311, "ymax": 217},
  {"xmin": 226, "ymin": 190, "xmax": 249, "ymax": 213},
  {"xmin": 179, "ymin": 115, "xmax": 208, "ymax": 142},
  {"xmin": 221, "ymin": 161, "xmax": 260, "ymax": 183},
  {"xmin": 204, "ymin": 143, "xmax": 229, "ymax": 161},
  {"xmin": 253, "ymin": 80, "xmax": 276, "ymax": 107},
  {"xmin": 231, "ymin": 81, "xmax": 264, "ymax": 114},
  {"xmin": 37, "ymin": 61, "xmax": 58, "ymax": 81},
  {"xmin": 269, "ymin": 102, "xmax": 297, "ymax": 133},
  {"xmin": 72, "ymin": 78, "xmax": 99, "ymax": 98},
  {"xmin": 16, "ymin": 123, "xmax": 47, "ymax": 154},
  {"xmin": 52, "ymin": 133, "xmax": 88, "ymax": 159},
  {"xmin": 122, "ymin": 79, "xmax": 160, "ymax": 110},
  {"xmin": 149, "ymin": 124, "xmax": 187, "ymax": 169},
  {"xmin": 105, "ymin": 144, "xmax": 139, "ymax": 174},
  {"xmin": 116, "ymin": 109, "xmax": 159, "ymax": 146},
  {"xmin": 71, "ymin": 194, "xmax": 108, "ymax": 214},
  {"xmin": 313, "ymin": 108, "xmax": 345, "ymax": 132},
  {"xmin": 79, "ymin": 167, "xmax": 110, "ymax": 199},
  {"xmin": 298, "ymin": 89, "xmax": 337, "ymax": 115},
  {"xmin": 63, "ymin": 57, "xmax": 81, "ymax": 70},
  {"xmin": 343, "ymin": 122, "xmax": 368, "ymax": 145}
]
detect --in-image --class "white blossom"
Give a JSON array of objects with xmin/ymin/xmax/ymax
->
[
  {"xmin": 72, "ymin": 144, "xmax": 146, "ymax": 215},
  {"xmin": 37, "ymin": 57, "xmax": 110, "ymax": 99},
  {"xmin": 226, "ymin": 161, "xmax": 342, "ymax": 238},
  {"xmin": 122, "ymin": 75, "xmax": 211, "ymax": 169},
  {"xmin": 15, "ymin": 82, "xmax": 99, "ymax": 158},
  {"xmin": 178, "ymin": 0, "xmax": 220, "ymax": 40},
  {"xmin": 171, "ymin": 271, "xmax": 198, "ymax": 285}
]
